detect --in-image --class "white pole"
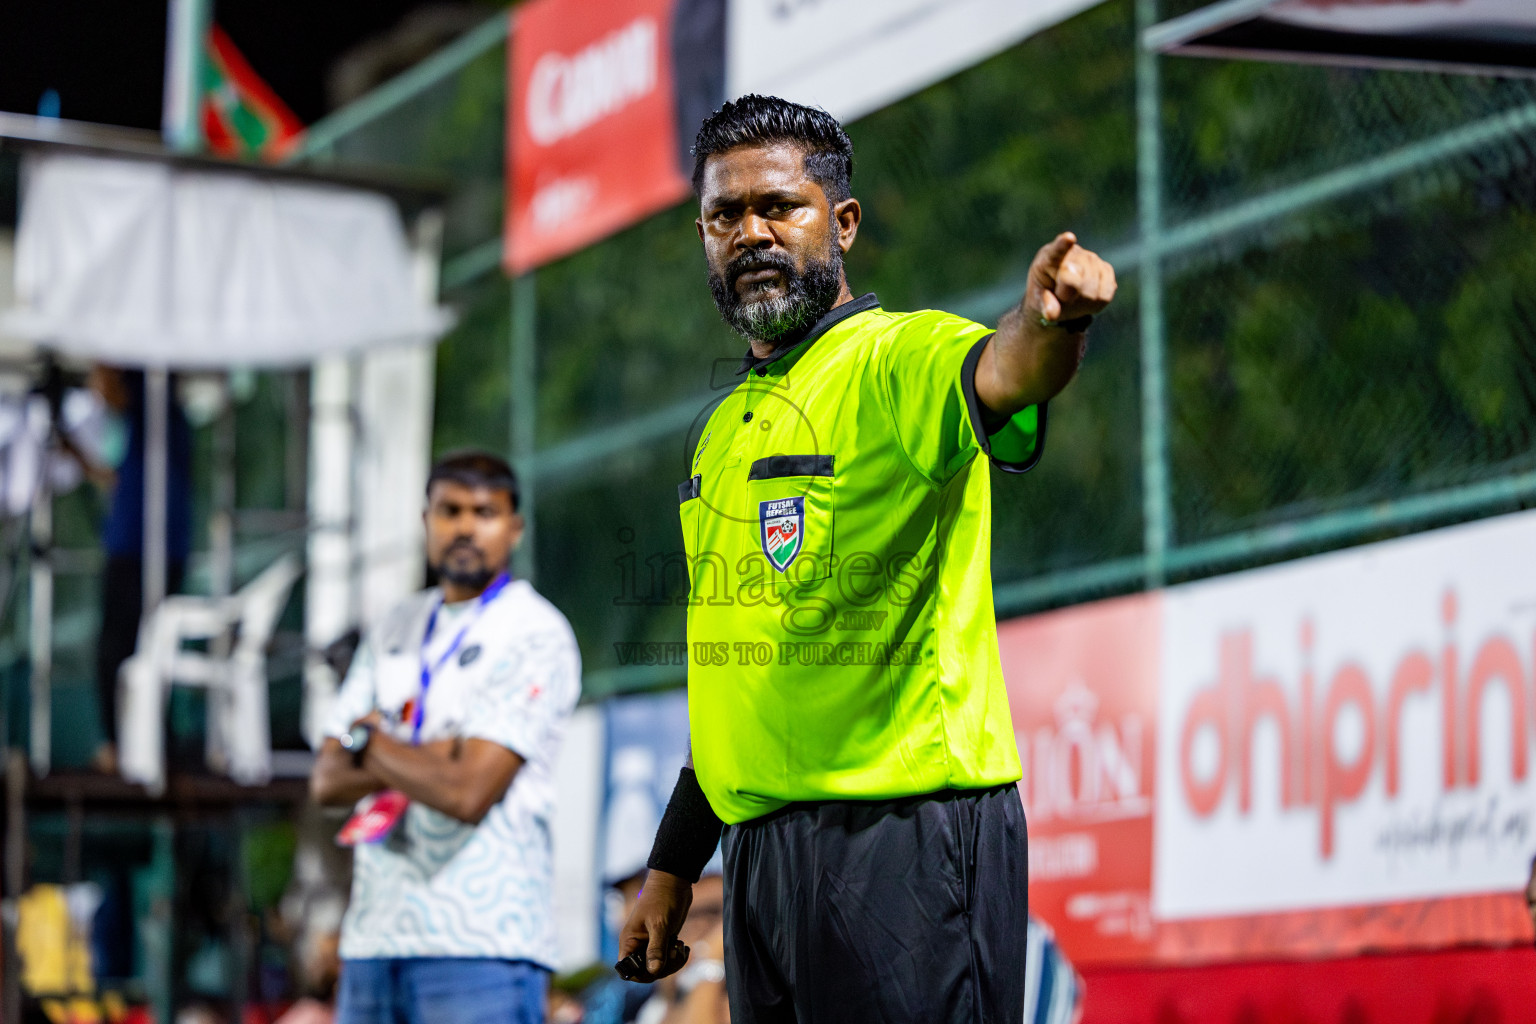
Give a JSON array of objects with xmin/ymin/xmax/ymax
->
[
  {"xmin": 302, "ymin": 358, "xmax": 355, "ymax": 750},
  {"xmin": 138, "ymin": 0, "xmax": 205, "ymax": 718},
  {"xmin": 354, "ymin": 210, "xmax": 442, "ymax": 625},
  {"xmin": 162, "ymin": 0, "xmax": 210, "ymax": 153}
]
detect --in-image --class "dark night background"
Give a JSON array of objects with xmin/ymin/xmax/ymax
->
[{"xmin": 0, "ymin": 1, "xmax": 439, "ymax": 130}]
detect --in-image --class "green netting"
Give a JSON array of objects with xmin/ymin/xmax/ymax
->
[
  {"xmin": 1161, "ymin": 58, "xmax": 1536, "ymax": 223},
  {"xmin": 310, "ymin": 0, "xmax": 1536, "ymax": 697},
  {"xmin": 433, "ymin": 272, "xmax": 512, "ymax": 455},
  {"xmin": 991, "ymin": 282, "xmax": 1144, "ymax": 589},
  {"xmin": 1166, "ymin": 153, "xmax": 1536, "ymax": 545},
  {"xmin": 536, "ymin": 453, "xmax": 694, "ymax": 691},
  {"xmin": 532, "ymin": 204, "xmax": 726, "ymax": 446},
  {"xmin": 307, "ymin": 38, "xmax": 507, "ymax": 257},
  {"xmin": 840, "ymin": 0, "xmax": 1137, "ymax": 312}
]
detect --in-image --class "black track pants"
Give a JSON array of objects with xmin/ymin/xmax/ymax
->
[{"xmin": 720, "ymin": 784, "xmax": 1028, "ymax": 1024}]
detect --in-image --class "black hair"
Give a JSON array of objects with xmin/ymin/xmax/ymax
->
[
  {"xmin": 426, "ymin": 449, "xmax": 519, "ymax": 511},
  {"xmin": 691, "ymin": 94, "xmax": 854, "ymax": 204}
]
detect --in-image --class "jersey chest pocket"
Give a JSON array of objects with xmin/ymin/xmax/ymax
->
[{"xmin": 738, "ymin": 454, "xmax": 835, "ymax": 589}]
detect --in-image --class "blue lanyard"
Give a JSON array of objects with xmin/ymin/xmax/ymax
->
[{"xmin": 413, "ymin": 572, "xmax": 511, "ymax": 743}]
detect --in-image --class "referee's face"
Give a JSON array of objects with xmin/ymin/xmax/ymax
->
[
  {"xmin": 424, "ymin": 480, "xmax": 521, "ymax": 598},
  {"xmin": 696, "ymin": 142, "xmax": 859, "ymax": 330}
]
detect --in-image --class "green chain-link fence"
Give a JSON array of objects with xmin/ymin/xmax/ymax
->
[{"xmin": 295, "ymin": 0, "xmax": 1536, "ymax": 699}]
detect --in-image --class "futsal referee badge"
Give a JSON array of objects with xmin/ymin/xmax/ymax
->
[{"xmin": 760, "ymin": 497, "xmax": 804, "ymax": 572}]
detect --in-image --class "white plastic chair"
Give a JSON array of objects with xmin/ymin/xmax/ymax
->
[{"xmin": 118, "ymin": 554, "xmax": 302, "ymax": 794}]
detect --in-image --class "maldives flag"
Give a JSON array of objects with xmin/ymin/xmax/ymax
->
[{"xmin": 201, "ymin": 25, "xmax": 304, "ymax": 160}]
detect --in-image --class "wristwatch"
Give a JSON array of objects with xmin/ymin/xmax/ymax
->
[
  {"xmin": 677, "ymin": 958, "xmax": 726, "ymax": 995},
  {"xmin": 340, "ymin": 722, "xmax": 373, "ymax": 767}
]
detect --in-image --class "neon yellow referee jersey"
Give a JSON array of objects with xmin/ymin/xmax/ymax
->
[{"xmin": 681, "ymin": 294, "xmax": 1043, "ymax": 824}]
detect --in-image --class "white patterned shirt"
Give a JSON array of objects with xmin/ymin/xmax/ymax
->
[{"xmin": 325, "ymin": 578, "xmax": 581, "ymax": 966}]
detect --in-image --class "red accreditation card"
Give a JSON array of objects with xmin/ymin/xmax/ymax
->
[{"xmin": 336, "ymin": 790, "xmax": 410, "ymax": 846}]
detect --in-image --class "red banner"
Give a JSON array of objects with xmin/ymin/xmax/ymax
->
[
  {"xmin": 505, "ymin": 0, "xmax": 692, "ymax": 274},
  {"xmin": 1000, "ymin": 593, "xmax": 1161, "ymax": 965},
  {"xmin": 1081, "ymin": 946, "xmax": 1536, "ymax": 1024}
]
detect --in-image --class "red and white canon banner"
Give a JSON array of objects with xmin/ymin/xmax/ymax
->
[
  {"xmin": 503, "ymin": 0, "xmax": 1107, "ymax": 273},
  {"xmin": 1003, "ymin": 509, "xmax": 1536, "ymax": 966},
  {"xmin": 505, "ymin": 0, "xmax": 693, "ymax": 273}
]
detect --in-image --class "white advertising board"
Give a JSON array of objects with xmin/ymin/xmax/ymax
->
[
  {"xmin": 1154, "ymin": 511, "xmax": 1536, "ymax": 921},
  {"xmin": 728, "ymin": 0, "xmax": 1105, "ymax": 124}
]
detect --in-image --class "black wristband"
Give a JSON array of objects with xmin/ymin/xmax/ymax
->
[
  {"xmin": 1043, "ymin": 313, "xmax": 1093, "ymax": 332},
  {"xmin": 647, "ymin": 767, "xmax": 724, "ymax": 883}
]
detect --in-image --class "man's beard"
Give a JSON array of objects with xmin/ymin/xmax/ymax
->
[
  {"xmin": 434, "ymin": 541, "xmax": 497, "ymax": 591},
  {"xmin": 438, "ymin": 563, "xmax": 496, "ymax": 590},
  {"xmin": 708, "ymin": 239, "xmax": 843, "ymax": 346}
]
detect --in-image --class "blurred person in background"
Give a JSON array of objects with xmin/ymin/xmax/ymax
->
[
  {"xmin": 649, "ymin": 871, "xmax": 727, "ymax": 1024},
  {"xmin": 271, "ymin": 802, "xmax": 354, "ymax": 1024},
  {"xmin": 619, "ymin": 95, "xmax": 1115, "ymax": 1022},
  {"xmin": 89, "ymin": 365, "xmax": 193, "ymax": 774},
  {"xmin": 577, "ymin": 871, "xmax": 727, "ymax": 1024},
  {"xmin": 578, "ymin": 870, "xmax": 655, "ymax": 1024},
  {"xmin": 310, "ymin": 451, "xmax": 581, "ymax": 1024},
  {"xmin": 176, "ymin": 1003, "xmax": 227, "ymax": 1024},
  {"xmin": 1024, "ymin": 916, "xmax": 1084, "ymax": 1024},
  {"xmin": 1525, "ymin": 853, "xmax": 1536, "ymax": 939}
]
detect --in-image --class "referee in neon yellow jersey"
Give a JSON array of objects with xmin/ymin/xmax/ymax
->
[{"xmin": 619, "ymin": 95, "xmax": 1116, "ymax": 1023}]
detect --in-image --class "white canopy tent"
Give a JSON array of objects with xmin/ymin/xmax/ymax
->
[
  {"xmin": 6, "ymin": 151, "xmax": 449, "ymax": 366},
  {"xmin": 0, "ymin": 121, "xmax": 452, "ymax": 777},
  {"xmin": 1147, "ymin": 0, "xmax": 1536, "ymax": 78}
]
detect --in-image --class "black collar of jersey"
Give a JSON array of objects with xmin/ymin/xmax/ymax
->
[{"xmin": 734, "ymin": 292, "xmax": 881, "ymax": 376}]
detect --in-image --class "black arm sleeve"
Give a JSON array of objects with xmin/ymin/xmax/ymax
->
[{"xmin": 646, "ymin": 767, "xmax": 724, "ymax": 883}]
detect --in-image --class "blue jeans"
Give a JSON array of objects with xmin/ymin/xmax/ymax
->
[{"xmin": 336, "ymin": 958, "xmax": 549, "ymax": 1024}]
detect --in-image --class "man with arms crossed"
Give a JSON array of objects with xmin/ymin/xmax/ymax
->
[
  {"xmin": 619, "ymin": 96, "xmax": 1116, "ymax": 1022},
  {"xmin": 312, "ymin": 451, "xmax": 580, "ymax": 1024}
]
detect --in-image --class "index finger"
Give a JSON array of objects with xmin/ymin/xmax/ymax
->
[{"xmin": 1035, "ymin": 232, "xmax": 1078, "ymax": 281}]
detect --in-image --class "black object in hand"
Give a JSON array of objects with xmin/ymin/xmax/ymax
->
[{"xmin": 615, "ymin": 940, "xmax": 690, "ymax": 982}]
